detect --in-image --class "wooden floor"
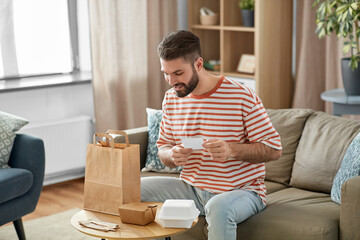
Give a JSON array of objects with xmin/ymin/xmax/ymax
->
[{"xmin": 24, "ymin": 178, "xmax": 85, "ymax": 222}]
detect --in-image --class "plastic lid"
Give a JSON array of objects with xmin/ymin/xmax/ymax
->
[{"xmin": 158, "ymin": 199, "xmax": 200, "ymax": 220}]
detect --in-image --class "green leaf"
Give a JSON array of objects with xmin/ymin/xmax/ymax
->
[
  {"xmin": 327, "ymin": 2, "xmax": 332, "ymax": 13},
  {"xmin": 320, "ymin": 3, "xmax": 326, "ymax": 17},
  {"xmin": 330, "ymin": 1, "xmax": 337, "ymax": 9},
  {"xmin": 326, "ymin": 22, "xmax": 333, "ymax": 32},
  {"xmin": 342, "ymin": 12, "xmax": 348, "ymax": 22},
  {"xmin": 336, "ymin": 5, "xmax": 348, "ymax": 15},
  {"xmin": 343, "ymin": 44, "xmax": 351, "ymax": 54},
  {"xmin": 312, "ymin": 0, "xmax": 320, "ymax": 8},
  {"xmin": 337, "ymin": 12, "xmax": 344, "ymax": 22},
  {"xmin": 350, "ymin": 56, "xmax": 358, "ymax": 70},
  {"xmin": 345, "ymin": 22, "xmax": 351, "ymax": 33},
  {"xmin": 351, "ymin": 40, "xmax": 357, "ymax": 48},
  {"xmin": 317, "ymin": 21, "xmax": 324, "ymax": 28},
  {"xmin": 339, "ymin": 24, "xmax": 345, "ymax": 36},
  {"xmin": 350, "ymin": 3, "xmax": 358, "ymax": 10},
  {"xmin": 319, "ymin": 28, "xmax": 326, "ymax": 38}
]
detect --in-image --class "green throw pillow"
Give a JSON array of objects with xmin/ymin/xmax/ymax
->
[
  {"xmin": 0, "ymin": 111, "xmax": 29, "ymax": 168},
  {"xmin": 141, "ymin": 108, "xmax": 182, "ymax": 173},
  {"xmin": 331, "ymin": 132, "xmax": 360, "ymax": 204}
]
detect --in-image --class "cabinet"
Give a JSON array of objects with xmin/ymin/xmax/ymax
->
[{"xmin": 188, "ymin": 0, "xmax": 293, "ymax": 109}]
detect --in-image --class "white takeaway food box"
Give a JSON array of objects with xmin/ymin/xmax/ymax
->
[{"xmin": 157, "ymin": 199, "xmax": 200, "ymax": 229}]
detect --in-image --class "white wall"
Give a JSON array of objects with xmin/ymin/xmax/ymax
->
[
  {"xmin": 0, "ymin": 83, "xmax": 94, "ymax": 123},
  {"xmin": 0, "ymin": 82, "xmax": 95, "ymax": 185}
]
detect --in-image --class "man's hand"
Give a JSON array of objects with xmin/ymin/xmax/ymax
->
[
  {"xmin": 203, "ymin": 139, "xmax": 282, "ymax": 163},
  {"xmin": 203, "ymin": 138, "xmax": 231, "ymax": 161},
  {"xmin": 171, "ymin": 145, "xmax": 193, "ymax": 166}
]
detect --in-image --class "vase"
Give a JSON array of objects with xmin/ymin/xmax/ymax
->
[
  {"xmin": 341, "ymin": 58, "xmax": 360, "ymax": 96},
  {"xmin": 241, "ymin": 9, "xmax": 254, "ymax": 27}
]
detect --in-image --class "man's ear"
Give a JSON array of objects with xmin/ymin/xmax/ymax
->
[{"xmin": 194, "ymin": 57, "xmax": 203, "ymax": 72}]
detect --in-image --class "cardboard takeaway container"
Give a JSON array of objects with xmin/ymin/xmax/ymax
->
[{"xmin": 118, "ymin": 203, "xmax": 157, "ymax": 226}]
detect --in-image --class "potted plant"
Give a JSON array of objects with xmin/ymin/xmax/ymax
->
[
  {"xmin": 313, "ymin": 0, "xmax": 360, "ymax": 95},
  {"xmin": 238, "ymin": 0, "xmax": 255, "ymax": 27}
]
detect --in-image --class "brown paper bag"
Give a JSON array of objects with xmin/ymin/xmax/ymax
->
[{"xmin": 83, "ymin": 130, "xmax": 141, "ymax": 215}]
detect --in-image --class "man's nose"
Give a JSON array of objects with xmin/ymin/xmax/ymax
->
[{"xmin": 167, "ymin": 75, "xmax": 177, "ymax": 86}]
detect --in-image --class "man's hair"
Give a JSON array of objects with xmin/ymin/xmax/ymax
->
[{"xmin": 157, "ymin": 30, "xmax": 201, "ymax": 64}]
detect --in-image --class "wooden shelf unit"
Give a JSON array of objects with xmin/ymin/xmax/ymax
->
[{"xmin": 188, "ymin": 0, "xmax": 293, "ymax": 108}]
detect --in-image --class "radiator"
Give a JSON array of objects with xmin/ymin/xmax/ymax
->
[{"xmin": 20, "ymin": 115, "xmax": 94, "ymax": 185}]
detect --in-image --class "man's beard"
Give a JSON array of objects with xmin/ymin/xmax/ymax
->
[{"xmin": 173, "ymin": 69, "xmax": 199, "ymax": 98}]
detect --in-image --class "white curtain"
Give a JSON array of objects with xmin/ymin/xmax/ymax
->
[
  {"xmin": 88, "ymin": 0, "xmax": 177, "ymax": 132},
  {"xmin": 293, "ymin": 0, "xmax": 343, "ymax": 113},
  {"xmin": 0, "ymin": 0, "xmax": 19, "ymax": 76}
]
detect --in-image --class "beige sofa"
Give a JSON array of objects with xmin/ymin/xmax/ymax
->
[{"xmin": 122, "ymin": 109, "xmax": 360, "ymax": 240}]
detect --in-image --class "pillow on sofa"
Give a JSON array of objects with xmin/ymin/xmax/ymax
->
[
  {"xmin": 290, "ymin": 112, "xmax": 360, "ymax": 193},
  {"xmin": 0, "ymin": 111, "xmax": 28, "ymax": 168},
  {"xmin": 265, "ymin": 109, "xmax": 314, "ymax": 185},
  {"xmin": 141, "ymin": 108, "xmax": 182, "ymax": 173},
  {"xmin": 331, "ymin": 132, "xmax": 360, "ymax": 204}
]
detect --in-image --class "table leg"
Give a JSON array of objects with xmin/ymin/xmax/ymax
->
[{"xmin": 165, "ymin": 237, "xmax": 171, "ymax": 240}]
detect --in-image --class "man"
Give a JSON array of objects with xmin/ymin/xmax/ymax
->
[{"xmin": 141, "ymin": 30, "xmax": 282, "ymax": 240}]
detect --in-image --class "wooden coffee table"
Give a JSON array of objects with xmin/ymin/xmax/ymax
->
[{"xmin": 71, "ymin": 202, "xmax": 198, "ymax": 240}]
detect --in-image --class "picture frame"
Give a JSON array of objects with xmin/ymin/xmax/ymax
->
[{"xmin": 237, "ymin": 54, "xmax": 255, "ymax": 74}]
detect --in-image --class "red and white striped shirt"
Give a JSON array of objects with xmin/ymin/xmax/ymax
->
[{"xmin": 157, "ymin": 76, "xmax": 282, "ymax": 204}]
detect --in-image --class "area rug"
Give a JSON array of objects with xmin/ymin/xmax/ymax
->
[{"xmin": 0, "ymin": 209, "xmax": 97, "ymax": 240}]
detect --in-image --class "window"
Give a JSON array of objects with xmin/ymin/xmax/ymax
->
[{"xmin": 0, "ymin": 0, "xmax": 90, "ymax": 79}]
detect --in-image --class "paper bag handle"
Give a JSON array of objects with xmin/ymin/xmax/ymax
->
[
  {"xmin": 106, "ymin": 129, "xmax": 130, "ymax": 147},
  {"xmin": 93, "ymin": 133, "xmax": 114, "ymax": 148}
]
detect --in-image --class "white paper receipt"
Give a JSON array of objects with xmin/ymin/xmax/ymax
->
[{"xmin": 181, "ymin": 138, "xmax": 204, "ymax": 150}]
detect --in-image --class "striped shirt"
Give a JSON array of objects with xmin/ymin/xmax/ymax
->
[{"xmin": 157, "ymin": 76, "xmax": 282, "ymax": 204}]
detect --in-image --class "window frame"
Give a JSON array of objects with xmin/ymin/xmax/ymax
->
[{"xmin": 0, "ymin": 0, "xmax": 81, "ymax": 80}]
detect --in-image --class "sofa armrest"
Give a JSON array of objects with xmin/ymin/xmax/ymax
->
[
  {"xmin": 8, "ymin": 134, "xmax": 45, "ymax": 207},
  {"xmin": 113, "ymin": 126, "xmax": 149, "ymax": 169},
  {"xmin": 340, "ymin": 175, "xmax": 360, "ymax": 240}
]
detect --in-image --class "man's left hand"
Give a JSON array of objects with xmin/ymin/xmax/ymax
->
[{"xmin": 203, "ymin": 138, "xmax": 231, "ymax": 161}]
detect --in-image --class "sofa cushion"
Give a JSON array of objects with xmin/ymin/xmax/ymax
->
[
  {"xmin": 141, "ymin": 108, "xmax": 183, "ymax": 173},
  {"xmin": 331, "ymin": 132, "xmax": 360, "ymax": 204},
  {"xmin": 290, "ymin": 111, "xmax": 360, "ymax": 193},
  {"xmin": 0, "ymin": 111, "xmax": 28, "ymax": 168},
  {"xmin": 236, "ymin": 187, "xmax": 339, "ymax": 240},
  {"xmin": 265, "ymin": 180, "xmax": 288, "ymax": 194},
  {"xmin": 0, "ymin": 168, "xmax": 33, "ymax": 204},
  {"xmin": 265, "ymin": 109, "xmax": 314, "ymax": 185}
]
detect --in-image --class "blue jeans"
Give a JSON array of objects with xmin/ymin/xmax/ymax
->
[{"xmin": 141, "ymin": 176, "xmax": 265, "ymax": 240}]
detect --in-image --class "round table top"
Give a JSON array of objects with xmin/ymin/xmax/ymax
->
[
  {"xmin": 321, "ymin": 88, "xmax": 360, "ymax": 104},
  {"xmin": 71, "ymin": 202, "xmax": 198, "ymax": 240}
]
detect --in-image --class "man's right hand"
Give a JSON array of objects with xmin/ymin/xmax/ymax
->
[{"xmin": 171, "ymin": 145, "xmax": 193, "ymax": 166}]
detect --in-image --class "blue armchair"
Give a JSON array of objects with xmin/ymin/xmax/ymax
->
[{"xmin": 0, "ymin": 134, "xmax": 45, "ymax": 240}]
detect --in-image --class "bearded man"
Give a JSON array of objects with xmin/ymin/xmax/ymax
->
[{"xmin": 141, "ymin": 30, "xmax": 282, "ymax": 240}]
